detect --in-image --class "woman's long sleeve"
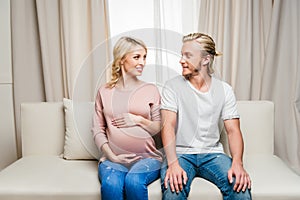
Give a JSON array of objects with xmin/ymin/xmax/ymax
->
[{"xmin": 92, "ymin": 90, "xmax": 108, "ymax": 152}]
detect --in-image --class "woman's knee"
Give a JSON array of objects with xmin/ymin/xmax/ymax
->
[
  {"xmin": 125, "ymin": 173, "xmax": 146, "ymax": 189},
  {"xmin": 101, "ymin": 175, "xmax": 124, "ymax": 191}
]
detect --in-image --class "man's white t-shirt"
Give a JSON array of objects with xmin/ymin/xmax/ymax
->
[{"xmin": 161, "ymin": 75, "xmax": 240, "ymax": 154}]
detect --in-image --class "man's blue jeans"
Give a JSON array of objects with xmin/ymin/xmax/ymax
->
[
  {"xmin": 161, "ymin": 153, "xmax": 252, "ymax": 200},
  {"xmin": 98, "ymin": 158, "xmax": 161, "ymax": 200}
]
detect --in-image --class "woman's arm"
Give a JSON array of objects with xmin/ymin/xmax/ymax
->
[
  {"xmin": 111, "ymin": 113, "xmax": 160, "ymax": 136},
  {"xmin": 136, "ymin": 116, "xmax": 160, "ymax": 135},
  {"xmin": 92, "ymin": 90, "xmax": 109, "ymax": 150}
]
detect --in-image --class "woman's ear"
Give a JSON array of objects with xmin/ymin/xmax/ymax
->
[{"xmin": 120, "ymin": 57, "xmax": 126, "ymax": 66}]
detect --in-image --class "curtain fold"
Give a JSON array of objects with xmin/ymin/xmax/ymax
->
[
  {"xmin": 197, "ymin": 0, "xmax": 300, "ymax": 174},
  {"xmin": 198, "ymin": 0, "xmax": 273, "ymax": 100},
  {"xmin": 11, "ymin": 0, "xmax": 110, "ymax": 156},
  {"xmin": 36, "ymin": 0, "xmax": 66, "ymax": 100},
  {"xmin": 11, "ymin": 0, "xmax": 46, "ymax": 157},
  {"xmin": 261, "ymin": 0, "xmax": 300, "ymax": 174}
]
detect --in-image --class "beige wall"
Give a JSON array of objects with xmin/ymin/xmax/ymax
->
[{"xmin": 0, "ymin": 0, "xmax": 18, "ymax": 170}]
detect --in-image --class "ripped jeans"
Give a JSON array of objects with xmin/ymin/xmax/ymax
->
[{"xmin": 98, "ymin": 158, "xmax": 161, "ymax": 200}]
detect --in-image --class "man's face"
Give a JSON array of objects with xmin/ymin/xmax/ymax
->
[{"xmin": 179, "ymin": 41, "xmax": 203, "ymax": 77}]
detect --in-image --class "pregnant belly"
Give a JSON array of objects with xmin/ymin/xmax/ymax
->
[{"xmin": 108, "ymin": 126, "xmax": 154, "ymax": 155}]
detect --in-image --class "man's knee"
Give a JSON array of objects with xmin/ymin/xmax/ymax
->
[
  {"xmin": 162, "ymin": 186, "xmax": 188, "ymax": 200},
  {"xmin": 232, "ymin": 188, "xmax": 252, "ymax": 200},
  {"xmin": 220, "ymin": 179, "xmax": 252, "ymax": 200}
]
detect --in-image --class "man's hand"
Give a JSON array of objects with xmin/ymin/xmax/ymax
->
[
  {"xmin": 227, "ymin": 161, "xmax": 251, "ymax": 192},
  {"xmin": 164, "ymin": 161, "xmax": 188, "ymax": 193}
]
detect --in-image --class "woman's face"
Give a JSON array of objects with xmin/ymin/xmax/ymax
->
[{"xmin": 121, "ymin": 46, "xmax": 147, "ymax": 77}]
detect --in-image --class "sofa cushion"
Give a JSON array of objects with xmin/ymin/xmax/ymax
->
[
  {"xmin": 0, "ymin": 156, "xmax": 100, "ymax": 200},
  {"xmin": 21, "ymin": 102, "xmax": 65, "ymax": 156},
  {"xmin": 10, "ymin": 100, "xmax": 300, "ymax": 200},
  {"xmin": 244, "ymin": 155, "xmax": 300, "ymax": 200},
  {"xmin": 2, "ymin": 154, "xmax": 300, "ymax": 200},
  {"xmin": 63, "ymin": 98, "xmax": 100, "ymax": 160}
]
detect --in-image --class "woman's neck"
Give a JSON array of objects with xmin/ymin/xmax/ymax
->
[{"xmin": 116, "ymin": 76, "xmax": 142, "ymax": 90}]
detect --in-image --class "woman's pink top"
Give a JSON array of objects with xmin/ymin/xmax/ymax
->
[{"xmin": 92, "ymin": 83, "xmax": 163, "ymax": 162}]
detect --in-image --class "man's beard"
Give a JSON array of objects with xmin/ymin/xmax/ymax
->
[{"xmin": 183, "ymin": 66, "xmax": 201, "ymax": 80}]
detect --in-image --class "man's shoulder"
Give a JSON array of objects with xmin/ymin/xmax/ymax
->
[
  {"xmin": 165, "ymin": 75, "xmax": 185, "ymax": 86},
  {"xmin": 212, "ymin": 76, "xmax": 233, "ymax": 91},
  {"xmin": 162, "ymin": 76, "xmax": 187, "ymax": 93}
]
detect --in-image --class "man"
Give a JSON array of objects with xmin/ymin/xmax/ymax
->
[{"xmin": 160, "ymin": 33, "xmax": 252, "ymax": 200}]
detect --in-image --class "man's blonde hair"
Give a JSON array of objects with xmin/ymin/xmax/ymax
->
[{"xmin": 183, "ymin": 33, "xmax": 222, "ymax": 74}]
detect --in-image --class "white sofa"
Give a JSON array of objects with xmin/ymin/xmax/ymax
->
[{"xmin": 0, "ymin": 100, "xmax": 300, "ymax": 200}]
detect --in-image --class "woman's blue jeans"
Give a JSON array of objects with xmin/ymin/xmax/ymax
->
[
  {"xmin": 98, "ymin": 158, "xmax": 161, "ymax": 200},
  {"xmin": 161, "ymin": 153, "xmax": 252, "ymax": 200}
]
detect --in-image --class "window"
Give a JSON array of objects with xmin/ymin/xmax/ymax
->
[{"xmin": 108, "ymin": 0, "xmax": 199, "ymax": 85}]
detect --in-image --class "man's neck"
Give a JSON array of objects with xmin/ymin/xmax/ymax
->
[{"xmin": 188, "ymin": 73, "xmax": 212, "ymax": 93}]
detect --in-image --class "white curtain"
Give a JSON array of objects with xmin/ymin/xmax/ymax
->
[
  {"xmin": 197, "ymin": 0, "xmax": 300, "ymax": 174},
  {"xmin": 153, "ymin": 0, "xmax": 200, "ymax": 87},
  {"xmin": 198, "ymin": 0, "xmax": 273, "ymax": 100},
  {"xmin": 11, "ymin": 0, "xmax": 110, "ymax": 156},
  {"xmin": 261, "ymin": 0, "xmax": 300, "ymax": 174}
]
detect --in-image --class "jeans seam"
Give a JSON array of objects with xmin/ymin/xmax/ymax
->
[
  {"xmin": 179, "ymin": 155, "xmax": 197, "ymax": 197},
  {"xmin": 199, "ymin": 157, "xmax": 230, "ymax": 192},
  {"xmin": 183, "ymin": 164, "xmax": 194, "ymax": 196}
]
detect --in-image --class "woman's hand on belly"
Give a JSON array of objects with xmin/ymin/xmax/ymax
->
[
  {"xmin": 102, "ymin": 143, "xmax": 142, "ymax": 166},
  {"xmin": 111, "ymin": 113, "xmax": 141, "ymax": 128},
  {"xmin": 111, "ymin": 112, "xmax": 160, "ymax": 136}
]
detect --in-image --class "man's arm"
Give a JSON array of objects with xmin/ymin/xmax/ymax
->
[
  {"xmin": 161, "ymin": 109, "xmax": 188, "ymax": 193},
  {"xmin": 224, "ymin": 118, "xmax": 251, "ymax": 192}
]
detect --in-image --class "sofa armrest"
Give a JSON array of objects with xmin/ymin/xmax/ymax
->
[{"xmin": 220, "ymin": 101, "xmax": 274, "ymax": 156}]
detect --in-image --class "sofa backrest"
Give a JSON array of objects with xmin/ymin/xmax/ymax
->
[
  {"xmin": 220, "ymin": 101, "xmax": 274, "ymax": 156},
  {"xmin": 21, "ymin": 102, "xmax": 65, "ymax": 157},
  {"xmin": 20, "ymin": 100, "xmax": 274, "ymax": 157}
]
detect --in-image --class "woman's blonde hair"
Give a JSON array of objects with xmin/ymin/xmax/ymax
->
[
  {"xmin": 106, "ymin": 36, "xmax": 147, "ymax": 88},
  {"xmin": 182, "ymin": 33, "xmax": 222, "ymax": 74}
]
